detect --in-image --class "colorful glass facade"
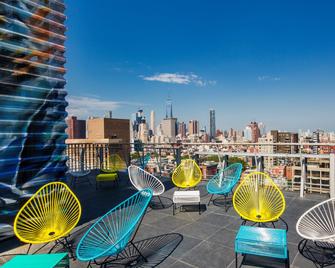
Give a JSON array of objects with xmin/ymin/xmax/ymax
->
[{"xmin": 0, "ymin": 0, "xmax": 67, "ymax": 239}]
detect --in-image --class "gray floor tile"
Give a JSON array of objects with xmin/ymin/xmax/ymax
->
[
  {"xmin": 208, "ymin": 227, "xmax": 237, "ymax": 249},
  {"xmin": 152, "ymin": 215, "xmax": 191, "ymax": 231},
  {"xmin": 198, "ymin": 212, "xmax": 234, "ymax": 228},
  {"xmin": 175, "ymin": 220, "xmax": 220, "ymax": 241},
  {"xmin": 170, "ymin": 235, "xmax": 203, "ymax": 259},
  {"xmin": 181, "ymin": 241, "xmax": 236, "ymax": 268}
]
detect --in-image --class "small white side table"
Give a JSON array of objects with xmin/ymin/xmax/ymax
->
[{"xmin": 172, "ymin": 190, "xmax": 201, "ymax": 215}]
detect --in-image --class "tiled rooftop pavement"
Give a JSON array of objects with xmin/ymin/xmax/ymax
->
[{"xmin": 0, "ymin": 171, "xmax": 329, "ymax": 268}]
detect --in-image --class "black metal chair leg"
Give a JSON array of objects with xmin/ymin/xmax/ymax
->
[
  {"xmin": 130, "ymin": 241, "xmax": 147, "ymax": 262},
  {"xmin": 157, "ymin": 195, "xmax": 165, "ymax": 208},
  {"xmin": 64, "ymin": 236, "xmax": 76, "ymax": 260},
  {"xmin": 279, "ymin": 217, "xmax": 289, "ymax": 231},
  {"xmin": 207, "ymin": 194, "xmax": 214, "ymax": 206},
  {"xmin": 26, "ymin": 243, "xmax": 32, "ymax": 254}
]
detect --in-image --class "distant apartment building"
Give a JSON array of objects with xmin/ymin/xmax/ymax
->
[
  {"xmin": 312, "ymin": 131, "xmax": 320, "ymax": 154},
  {"xmin": 228, "ymin": 128, "xmax": 234, "ymax": 139},
  {"xmin": 290, "ymin": 158, "xmax": 331, "ymax": 194},
  {"xmin": 250, "ymin": 122, "xmax": 261, "ymax": 143},
  {"xmin": 271, "ymin": 130, "xmax": 299, "ymax": 154},
  {"xmin": 66, "ymin": 116, "xmax": 86, "ymax": 139},
  {"xmin": 189, "ymin": 120, "xmax": 199, "ymax": 135},
  {"xmin": 87, "ymin": 117, "xmax": 130, "ymax": 142},
  {"xmin": 244, "ymin": 122, "xmax": 260, "ymax": 142},
  {"xmin": 138, "ymin": 121, "xmax": 149, "ymax": 142},
  {"xmin": 202, "ymin": 133, "xmax": 210, "ymax": 143},
  {"xmin": 161, "ymin": 118, "xmax": 177, "ymax": 141},
  {"xmin": 258, "ymin": 132, "xmax": 275, "ymax": 170},
  {"xmin": 67, "ymin": 117, "xmax": 131, "ymax": 169},
  {"xmin": 178, "ymin": 122, "xmax": 187, "ymax": 138}
]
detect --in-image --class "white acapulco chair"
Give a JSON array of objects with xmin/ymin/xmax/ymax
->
[
  {"xmin": 296, "ymin": 197, "xmax": 335, "ymax": 263},
  {"xmin": 128, "ymin": 165, "xmax": 166, "ymax": 208}
]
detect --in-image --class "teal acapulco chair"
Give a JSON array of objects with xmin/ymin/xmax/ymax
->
[
  {"xmin": 207, "ymin": 163, "xmax": 243, "ymax": 211},
  {"xmin": 76, "ymin": 189, "xmax": 153, "ymax": 267},
  {"xmin": 142, "ymin": 153, "xmax": 151, "ymax": 168}
]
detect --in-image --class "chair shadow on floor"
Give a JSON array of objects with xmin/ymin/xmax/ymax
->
[
  {"xmin": 149, "ymin": 196, "xmax": 173, "ymax": 210},
  {"xmin": 53, "ymin": 224, "xmax": 183, "ymax": 267},
  {"xmin": 174, "ymin": 204, "xmax": 207, "ymax": 215},
  {"xmin": 212, "ymin": 196, "xmax": 233, "ymax": 210},
  {"xmin": 298, "ymin": 239, "xmax": 335, "ymax": 268},
  {"xmin": 101, "ymin": 233, "xmax": 183, "ymax": 267}
]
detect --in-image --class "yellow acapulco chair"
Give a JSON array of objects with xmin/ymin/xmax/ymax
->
[
  {"xmin": 232, "ymin": 172, "xmax": 287, "ymax": 229},
  {"xmin": 172, "ymin": 159, "xmax": 202, "ymax": 188},
  {"xmin": 96, "ymin": 154, "xmax": 127, "ymax": 189},
  {"xmin": 101, "ymin": 154, "xmax": 127, "ymax": 173},
  {"xmin": 14, "ymin": 182, "xmax": 82, "ymax": 257}
]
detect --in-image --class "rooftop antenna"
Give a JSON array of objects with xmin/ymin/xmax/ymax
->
[{"xmin": 165, "ymin": 93, "xmax": 173, "ymax": 119}]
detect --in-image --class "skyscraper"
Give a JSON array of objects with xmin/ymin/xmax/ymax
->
[
  {"xmin": 132, "ymin": 109, "xmax": 145, "ymax": 139},
  {"xmin": 244, "ymin": 126, "xmax": 252, "ymax": 141},
  {"xmin": 189, "ymin": 120, "xmax": 199, "ymax": 135},
  {"xmin": 165, "ymin": 97, "xmax": 173, "ymax": 118},
  {"xmin": 258, "ymin": 122, "xmax": 266, "ymax": 137},
  {"xmin": 162, "ymin": 118, "xmax": 177, "ymax": 141},
  {"xmin": 178, "ymin": 122, "xmax": 187, "ymax": 138},
  {"xmin": 150, "ymin": 110, "xmax": 155, "ymax": 135},
  {"xmin": 209, "ymin": 109, "xmax": 216, "ymax": 140}
]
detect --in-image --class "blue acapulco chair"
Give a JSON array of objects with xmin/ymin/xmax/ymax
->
[
  {"xmin": 76, "ymin": 188, "xmax": 153, "ymax": 267},
  {"xmin": 207, "ymin": 163, "xmax": 243, "ymax": 211},
  {"xmin": 140, "ymin": 153, "xmax": 151, "ymax": 169}
]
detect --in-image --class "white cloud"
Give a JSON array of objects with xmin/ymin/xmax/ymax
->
[
  {"xmin": 141, "ymin": 73, "xmax": 216, "ymax": 86},
  {"xmin": 258, "ymin": 75, "xmax": 281, "ymax": 81},
  {"xmin": 67, "ymin": 96, "xmax": 144, "ymax": 118}
]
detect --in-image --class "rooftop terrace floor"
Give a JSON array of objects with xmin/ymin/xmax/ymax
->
[{"xmin": 0, "ymin": 171, "xmax": 330, "ymax": 268}]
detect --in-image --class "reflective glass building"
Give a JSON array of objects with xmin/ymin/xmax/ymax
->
[
  {"xmin": 209, "ymin": 109, "xmax": 216, "ymax": 140},
  {"xmin": 0, "ymin": 0, "xmax": 67, "ymax": 239}
]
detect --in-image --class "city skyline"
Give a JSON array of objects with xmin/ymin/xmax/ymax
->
[
  {"xmin": 68, "ymin": 103, "xmax": 335, "ymax": 134},
  {"xmin": 66, "ymin": 1, "xmax": 335, "ymax": 131}
]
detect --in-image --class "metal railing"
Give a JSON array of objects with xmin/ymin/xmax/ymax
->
[{"xmin": 65, "ymin": 141, "xmax": 335, "ymax": 198}]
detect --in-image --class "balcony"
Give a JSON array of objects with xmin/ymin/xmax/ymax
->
[
  {"xmin": 0, "ymin": 170, "xmax": 328, "ymax": 268},
  {"xmin": 1, "ymin": 142, "xmax": 334, "ymax": 267}
]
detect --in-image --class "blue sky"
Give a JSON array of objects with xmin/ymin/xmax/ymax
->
[{"xmin": 65, "ymin": 0, "xmax": 335, "ymax": 132}]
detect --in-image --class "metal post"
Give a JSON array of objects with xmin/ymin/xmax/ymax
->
[
  {"xmin": 80, "ymin": 148, "xmax": 85, "ymax": 171},
  {"xmin": 330, "ymin": 154, "xmax": 335, "ymax": 198},
  {"xmin": 256, "ymin": 156, "xmax": 264, "ymax": 172},
  {"xmin": 176, "ymin": 147, "xmax": 181, "ymax": 166},
  {"xmin": 194, "ymin": 153, "xmax": 199, "ymax": 164},
  {"xmin": 222, "ymin": 155, "xmax": 229, "ymax": 169},
  {"xmin": 98, "ymin": 147, "xmax": 103, "ymax": 169},
  {"xmin": 300, "ymin": 157, "xmax": 307, "ymax": 198}
]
